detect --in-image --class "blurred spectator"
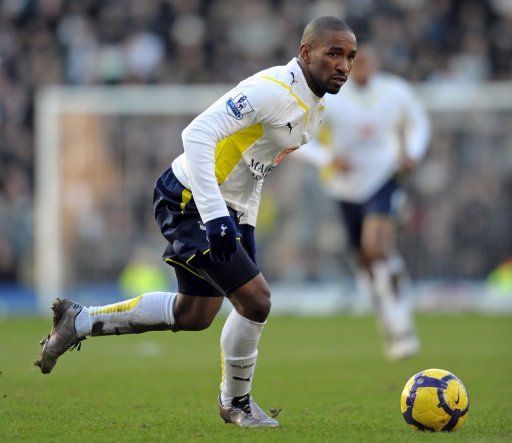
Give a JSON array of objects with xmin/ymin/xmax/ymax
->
[{"xmin": 0, "ymin": 0, "xmax": 511, "ymax": 287}]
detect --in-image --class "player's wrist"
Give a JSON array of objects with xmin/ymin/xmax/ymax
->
[{"xmin": 205, "ymin": 215, "xmax": 236, "ymax": 229}]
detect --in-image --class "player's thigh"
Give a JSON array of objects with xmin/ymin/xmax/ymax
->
[
  {"xmin": 361, "ymin": 214, "xmax": 396, "ymax": 260},
  {"xmin": 188, "ymin": 241, "xmax": 268, "ymax": 322},
  {"xmin": 337, "ymin": 201, "xmax": 364, "ymax": 250},
  {"xmin": 194, "ymin": 241, "xmax": 261, "ymax": 298},
  {"xmin": 201, "ymin": 251, "xmax": 271, "ymax": 322},
  {"xmin": 361, "ymin": 178, "xmax": 401, "ymax": 260}
]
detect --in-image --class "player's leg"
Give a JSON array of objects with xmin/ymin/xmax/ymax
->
[
  {"xmin": 336, "ymin": 200, "xmax": 375, "ymax": 312},
  {"xmin": 173, "ymin": 293, "xmax": 223, "ymax": 331},
  {"xmin": 361, "ymin": 213, "xmax": 419, "ymax": 359},
  {"xmin": 75, "ymin": 266, "xmax": 224, "ymax": 335},
  {"xmin": 220, "ymin": 272, "xmax": 270, "ymax": 400},
  {"xmin": 191, "ymin": 244, "xmax": 278, "ymax": 427},
  {"xmin": 219, "ymin": 274, "xmax": 277, "ymax": 427},
  {"xmin": 34, "ymin": 291, "xmax": 179, "ymax": 374},
  {"xmin": 35, "ymin": 267, "xmax": 223, "ymax": 374}
]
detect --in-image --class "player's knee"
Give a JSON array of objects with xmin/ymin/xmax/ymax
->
[
  {"xmin": 229, "ymin": 276, "xmax": 272, "ymax": 322},
  {"xmin": 175, "ymin": 310, "xmax": 217, "ymax": 331},
  {"xmin": 184, "ymin": 315, "xmax": 215, "ymax": 331},
  {"xmin": 252, "ymin": 287, "xmax": 271, "ymax": 322},
  {"xmin": 241, "ymin": 287, "xmax": 271, "ymax": 323},
  {"xmin": 178, "ymin": 315, "xmax": 214, "ymax": 331},
  {"xmin": 362, "ymin": 245, "xmax": 387, "ymax": 264}
]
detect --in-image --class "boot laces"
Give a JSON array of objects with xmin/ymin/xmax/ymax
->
[
  {"xmin": 68, "ymin": 338, "xmax": 85, "ymax": 352},
  {"xmin": 233, "ymin": 394, "xmax": 251, "ymax": 414}
]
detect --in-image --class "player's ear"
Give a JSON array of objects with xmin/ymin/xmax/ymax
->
[{"xmin": 299, "ymin": 43, "xmax": 311, "ymax": 64}]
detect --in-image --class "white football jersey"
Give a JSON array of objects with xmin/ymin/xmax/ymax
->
[
  {"xmin": 172, "ymin": 58, "xmax": 325, "ymax": 225},
  {"xmin": 300, "ymin": 72, "xmax": 431, "ymax": 202}
]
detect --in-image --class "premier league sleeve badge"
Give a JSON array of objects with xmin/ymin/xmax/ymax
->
[{"xmin": 226, "ymin": 92, "xmax": 254, "ymax": 120}]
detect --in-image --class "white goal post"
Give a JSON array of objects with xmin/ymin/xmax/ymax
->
[{"xmin": 35, "ymin": 82, "xmax": 512, "ymax": 313}]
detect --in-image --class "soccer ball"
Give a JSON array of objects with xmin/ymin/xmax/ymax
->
[{"xmin": 400, "ymin": 368, "xmax": 469, "ymax": 431}]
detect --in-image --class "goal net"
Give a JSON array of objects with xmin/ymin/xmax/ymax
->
[{"xmin": 35, "ymin": 82, "xmax": 512, "ymax": 312}]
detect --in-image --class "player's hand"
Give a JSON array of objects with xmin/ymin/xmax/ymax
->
[
  {"xmin": 331, "ymin": 155, "xmax": 351, "ymax": 173},
  {"xmin": 239, "ymin": 224, "xmax": 256, "ymax": 264},
  {"xmin": 205, "ymin": 216, "xmax": 237, "ymax": 263}
]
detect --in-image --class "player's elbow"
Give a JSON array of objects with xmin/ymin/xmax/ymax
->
[
  {"xmin": 181, "ymin": 122, "xmax": 215, "ymax": 153},
  {"xmin": 181, "ymin": 124, "xmax": 194, "ymax": 148}
]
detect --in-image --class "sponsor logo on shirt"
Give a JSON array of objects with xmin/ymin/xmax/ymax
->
[
  {"xmin": 226, "ymin": 92, "xmax": 254, "ymax": 120},
  {"xmin": 249, "ymin": 158, "xmax": 273, "ymax": 180}
]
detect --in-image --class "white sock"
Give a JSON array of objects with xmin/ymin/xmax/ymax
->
[
  {"xmin": 354, "ymin": 268, "xmax": 375, "ymax": 313},
  {"xmin": 74, "ymin": 292, "xmax": 178, "ymax": 338},
  {"xmin": 220, "ymin": 309, "xmax": 265, "ymax": 405},
  {"xmin": 372, "ymin": 261, "xmax": 414, "ymax": 339}
]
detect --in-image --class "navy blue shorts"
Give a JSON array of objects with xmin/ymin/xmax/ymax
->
[
  {"xmin": 338, "ymin": 178, "xmax": 403, "ymax": 250},
  {"xmin": 153, "ymin": 168, "xmax": 260, "ymax": 297}
]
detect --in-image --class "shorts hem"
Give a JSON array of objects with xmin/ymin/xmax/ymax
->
[{"xmin": 223, "ymin": 270, "xmax": 260, "ymax": 296}]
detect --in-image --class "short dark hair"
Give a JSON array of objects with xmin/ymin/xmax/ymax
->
[{"xmin": 301, "ymin": 16, "xmax": 354, "ymax": 47}]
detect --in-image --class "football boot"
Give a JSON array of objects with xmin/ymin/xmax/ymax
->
[
  {"xmin": 34, "ymin": 298, "xmax": 85, "ymax": 374},
  {"xmin": 219, "ymin": 394, "xmax": 279, "ymax": 428}
]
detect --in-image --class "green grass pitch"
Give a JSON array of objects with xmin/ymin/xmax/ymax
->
[{"xmin": 1, "ymin": 314, "xmax": 511, "ymax": 442}]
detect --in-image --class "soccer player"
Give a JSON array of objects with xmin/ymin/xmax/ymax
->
[
  {"xmin": 35, "ymin": 17, "xmax": 357, "ymax": 427},
  {"xmin": 299, "ymin": 44, "xmax": 431, "ymax": 360}
]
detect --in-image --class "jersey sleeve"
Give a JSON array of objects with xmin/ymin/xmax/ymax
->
[
  {"xmin": 399, "ymin": 82, "xmax": 431, "ymax": 162},
  {"xmin": 239, "ymin": 179, "xmax": 263, "ymax": 227},
  {"xmin": 181, "ymin": 78, "xmax": 287, "ymax": 223}
]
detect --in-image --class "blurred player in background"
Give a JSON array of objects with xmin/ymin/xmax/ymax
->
[
  {"xmin": 300, "ymin": 44, "xmax": 431, "ymax": 360},
  {"xmin": 35, "ymin": 17, "xmax": 357, "ymax": 427}
]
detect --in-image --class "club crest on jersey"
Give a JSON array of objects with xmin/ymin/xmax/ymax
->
[
  {"xmin": 226, "ymin": 93, "xmax": 254, "ymax": 120},
  {"xmin": 275, "ymin": 147, "xmax": 298, "ymax": 165}
]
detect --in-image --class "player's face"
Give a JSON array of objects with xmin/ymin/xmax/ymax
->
[
  {"xmin": 301, "ymin": 30, "xmax": 357, "ymax": 96},
  {"xmin": 350, "ymin": 47, "xmax": 378, "ymax": 86}
]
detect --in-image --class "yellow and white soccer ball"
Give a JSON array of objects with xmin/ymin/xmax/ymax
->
[{"xmin": 400, "ymin": 368, "xmax": 469, "ymax": 431}]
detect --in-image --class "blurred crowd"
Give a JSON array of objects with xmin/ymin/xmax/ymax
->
[{"xmin": 1, "ymin": 0, "xmax": 512, "ymax": 285}]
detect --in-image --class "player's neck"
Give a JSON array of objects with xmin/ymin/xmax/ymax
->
[{"xmin": 297, "ymin": 58, "xmax": 325, "ymax": 98}]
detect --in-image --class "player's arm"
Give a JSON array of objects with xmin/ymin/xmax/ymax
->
[
  {"xmin": 296, "ymin": 122, "xmax": 334, "ymax": 168},
  {"xmin": 181, "ymin": 80, "xmax": 281, "ymax": 262},
  {"xmin": 238, "ymin": 180, "xmax": 263, "ymax": 263},
  {"xmin": 399, "ymin": 82, "xmax": 431, "ymax": 174},
  {"xmin": 297, "ymin": 116, "xmax": 350, "ymax": 173}
]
